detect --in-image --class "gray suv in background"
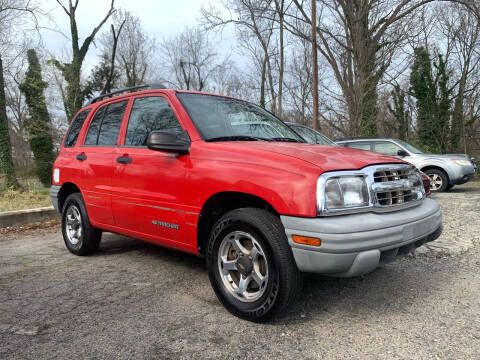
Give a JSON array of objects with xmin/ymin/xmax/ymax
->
[{"xmin": 336, "ymin": 138, "xmax": 476, "ymax": 192}]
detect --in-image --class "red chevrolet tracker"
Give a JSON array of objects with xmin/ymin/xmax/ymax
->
[{"xmin": 51, "ymin": 85, "xmax": 442, "ymax": 321}]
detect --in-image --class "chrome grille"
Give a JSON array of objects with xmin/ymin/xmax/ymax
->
[
  {"xmin": 371, "ymin": 166, "xmax": 423, "ymax": 207},
  {"xmin": 373, "ymin": 168, "xmax": 411, "ymax": 182},
  {"xmin": 317, "ymin": 163, "xmax": 425, "ymax": 216},
  {"xmin": 376, "ymin": 189, "xmax": 414, "ymax": 206}
]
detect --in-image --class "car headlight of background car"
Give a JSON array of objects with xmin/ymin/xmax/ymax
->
[
  {"xmin": 317, "ymin": 175, "xmax": 369, "ymax": 214},
  {"xmin": 451, "ymin": 159, "xmax": 472, "ymax": 166}
]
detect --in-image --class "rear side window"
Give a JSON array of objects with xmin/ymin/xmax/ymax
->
[
  {"xmin": 125, "ymin": 97, "xmax": 183, "ymax": 146},
  {"xmin": 292, "ymin": 126, "xmax": 316, "ymax": 144},
  {"xmin": 64, "ymin": 109, "xmax": 91, "ymax": 147},
  {"xmin": 373, "ymin": 142, "xmax": 403, "ymax": 156},
  {"xmin": 348, "ymin": 142, "xmax": 371, "ymax": 151},
  {"xmin": 84, "ymin": 101, "xmax": 128, "ymax": 146}
]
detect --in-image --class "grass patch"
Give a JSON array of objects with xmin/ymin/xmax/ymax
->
[{"xmin": 0, "ymin": 179, "xmax": 51, "ymax": 212}]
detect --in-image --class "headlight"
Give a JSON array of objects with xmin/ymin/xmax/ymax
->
[
  {"xmin": 451, "ymin": 159, "xmax": 472, "ymax": 166},
  {"xmin": 318, "ymin": 175, "xmax": 369, "ymax": 213}
]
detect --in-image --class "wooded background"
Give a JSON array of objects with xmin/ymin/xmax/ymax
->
[{"xmin": 1, "ymin": 0, "xmax": 480, "ymax": 189}]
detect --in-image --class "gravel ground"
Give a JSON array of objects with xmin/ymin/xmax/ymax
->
[{"xmin": 0, "ymin": 182, "xmax": 479, "ymax": 359}]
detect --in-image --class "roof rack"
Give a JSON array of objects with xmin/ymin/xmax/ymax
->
[
  {"xmin": 335, "ymin": 137, "xmax": 396, "ymax": 142},
  {"xmin": 86, "ymin": 84, "xmax": 166, "ymax": 105}
]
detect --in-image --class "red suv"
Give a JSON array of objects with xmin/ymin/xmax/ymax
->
[{"xmin": 51, "ymin": 85, "xmax": 443, "ymax": 321}]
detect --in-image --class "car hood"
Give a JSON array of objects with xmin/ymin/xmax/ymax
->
[{"xmin": 208, "ymin": 141, "xmax": 405, "ymax": 172}]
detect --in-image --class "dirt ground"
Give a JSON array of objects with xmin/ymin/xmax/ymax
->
[{"xmin": 0, "ymin": 183, "xmax": 479, "ymax": 359}]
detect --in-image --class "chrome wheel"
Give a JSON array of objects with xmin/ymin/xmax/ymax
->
[
  {"xmin": 65, "ymin": 205, "xmax": 82, "ymax": 245},
  {"xmin": 217, "ymin": 231, "xmax": 269, "ymax": 302},
  {"xmin": 428, "ymin": 173, "xmax": 443, "ymax": 191}
]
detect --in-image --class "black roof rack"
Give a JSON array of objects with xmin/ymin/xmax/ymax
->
[
  {"xmin": 334, "ymin": 137, "xmax": 396, "ymax": 142},
  {"xmin": 86, "ymin": 84, "xmax": 167, "ymax": 105}
]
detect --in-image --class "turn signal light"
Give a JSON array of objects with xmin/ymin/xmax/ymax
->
[{"xmin": 292, "ymin": 235, "xmax": 322, "ymax": 247}]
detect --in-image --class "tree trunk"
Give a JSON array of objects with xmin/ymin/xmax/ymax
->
[
  {"xmin": 260, "ymin": 56, "xmax": 267, "ymax": 108},
  {"xmin": 311, "ymin": 0, "xmax": 319, "ymax": 130},
  {"xmin": 0, "ymin": 56, "xmax": 19, "ymax": 189},
  {"xmin": 451, "ymin": 75, "xmax": 466, "ymax": 153},
  {"xmin": 277, "ymin": 0, "xmax": 285, "ymax": 118}
]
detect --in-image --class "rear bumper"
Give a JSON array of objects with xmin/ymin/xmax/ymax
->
[
  {"xmin": 281, "ymin": 198, "xmax": 442, "ymax": 277},
  {"xmin": 50, "ymin": 185, "xmax": 61, "ymax": 213}
]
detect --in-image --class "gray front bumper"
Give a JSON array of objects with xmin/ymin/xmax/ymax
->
[
  {"xmin": 448, "ymin": 164, "xmax": 475, "ymax": 185},
  {"xmin": 281, "ymin": 198, "xmax": 442, "ymax": 277}
]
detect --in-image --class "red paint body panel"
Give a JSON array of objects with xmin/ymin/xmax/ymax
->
[{"xmin": 53, "ymin": 89, "xmax": 406, "ymax": 255}]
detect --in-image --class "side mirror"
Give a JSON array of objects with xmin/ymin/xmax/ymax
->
[
  {"xmin": 397, "ymin": 149, "xmax": 408, "ymax": 157},
  {"xmin": 147, "ymin": 130, "xmax": 190, "ymax": 155}
]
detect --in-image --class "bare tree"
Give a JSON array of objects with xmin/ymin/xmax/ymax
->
[
  {"xmin": 282, "ymin": 0, "xmax": 461, "ymax": 137},
  {"xmin": 50, "ymin": 0, "xmax": 115, "ymax": 122},
  {"xmin": 310, "ymin": 0, "xmax": 319, "ymax": 129},
  {"xmin": 0, "ymin": 0, "xmax": 43, "ymax": 188},
  {"xmin": 202, "ymin": 0, "xmax": 281, "ymax": 113},
  {"xmin": 285, "ymin": 37, "xmax": 313, "ymax": 126},
  {"xmin": 103, "ymin": 19, "xmax": 126, "ymax": 94},
  {"xmin": 162, "ymin": 27, "xmax": 226, "ymax": 92},
  {"xmin": 109, "ymin": 10, "xmax": 155, "ymax": 87},
  {"xmin": 438, "ymin": 3, "xmax": 480, "ymax": 152}
]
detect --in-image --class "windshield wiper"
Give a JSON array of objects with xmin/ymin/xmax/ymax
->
[
  {"xmin": 268, "ymin": 137, "xmax": 303, "ymax": 143},
  {"xmin": 206, "ymin": 135, "xmax": 267, "ymax": 142}
]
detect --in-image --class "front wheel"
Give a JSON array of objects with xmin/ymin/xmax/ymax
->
[
  {"xmin": 206, "ymin": 208, "xmax": 302, "ymax": 322},
  {"xmin": 425, "ymin": 169, "xmax": 449, "ymax": 192}
]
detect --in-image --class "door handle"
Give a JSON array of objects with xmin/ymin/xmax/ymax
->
[
  {"xmin": 116, "ymin": 156, "xmax": 132, "ymax": 164},
  {"xmin": 76, "ymin": 153, "xmax": 87, "ymax": 161}
]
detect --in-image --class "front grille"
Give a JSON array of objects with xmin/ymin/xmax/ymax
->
[
  {"xmin": 376, "ymin": 189, "xmax": 414, "ymax": 206},
  {"xmin": 371, "ymin": 166, "xmax": 422, "ymax": 207},
  {"xmin": 373, "ymin": 168, "xmax": 411, "ymax": 182}
]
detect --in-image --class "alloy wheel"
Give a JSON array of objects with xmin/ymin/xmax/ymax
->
[
  {"xmin": 428, "ymin": 173, "xmax": 443, "ymax": 191},
  {"xmin": 217, "ymin": 231, "xmax": 269, "ymax": 302},
  {"xmin": 65, "ymin": 205, "xmax": 82, "ymax": 245}
]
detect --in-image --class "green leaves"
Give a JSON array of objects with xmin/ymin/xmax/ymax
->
[
  {"xmin": 20, "ymin": 49, "xmax": 54, "ymax": 187},
  {"xmin": 410, "ymin": 47, "xmax": 450, "ymax": 154}
]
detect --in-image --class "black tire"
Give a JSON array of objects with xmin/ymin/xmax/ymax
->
[
  {"xmin": 446, "ymin": 184, "xmax": 454, "ymax": 191},
  {"xmin": 61, "ymin": 193, "xmax": 102, "ymax": 256},
  {"xmin": 206, "ymin": 208, "xmax": 302, "ymax": 322},
  {"xmin": 424, "ymin": 168, "xmax": 449, "ymax": 192}
]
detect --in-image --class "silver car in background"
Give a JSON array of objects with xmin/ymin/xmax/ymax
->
[
  {"xmin": 286, "ymin": 122, "xmax": 337, "ymax": 146},
  {"xmin": 336, "ymin": 138, "xmax": 476, "ymax": 192}
]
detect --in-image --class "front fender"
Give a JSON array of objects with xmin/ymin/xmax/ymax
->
[
  {"xmin": 188, "ymin": 158, "xmax": 319, "ymax": 217},
  {"xmin": 416, "ymin": 159, "xmax": 456, "ymax": 181}
]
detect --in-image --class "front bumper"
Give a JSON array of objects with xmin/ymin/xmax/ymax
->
[
  {"xmin": 281, "ymin": 198, "xmax": 442, "ymax": 277},
  {"xmin": 449, "ymin": 164, "xmax": 475, "ymax": 185}
]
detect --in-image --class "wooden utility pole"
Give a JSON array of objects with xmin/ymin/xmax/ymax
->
[{"xmin": 311, "ymin": 0, "xmax": 319, "ymax": 130}]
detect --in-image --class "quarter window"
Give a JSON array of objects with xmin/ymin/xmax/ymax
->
[
  {"xmin": 348, "ymin": 142, "xmax": 371, "ymax": 151},
  {"xmin": 64, "ymin": 109, "xmax": 91, "ymax": 147},
  {"xmin": 84, "ymin": 101, "xmax": 128, "ymax": 146},
  {"xmin": 125, "ymin": 97, "xmax": 183, "ymax": 146}
]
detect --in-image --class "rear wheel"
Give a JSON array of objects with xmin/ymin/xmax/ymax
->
[
  {"xmin": 425, "ymin": 169, "xmax": 448, "ymax": 192},
  {"xmin": 61, "ymin": 193, "xmax": 102, "ymax": 255},
  {"xmin": 207, "ymin": 208, "xmax": 302, "ymax": 322}
]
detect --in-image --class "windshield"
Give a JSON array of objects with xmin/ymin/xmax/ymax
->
[
  {"xmin": 291, "ymin": 125, "xmax": 336, "ymax": 146},
  {"xmin": 177, "ymin": 93, "xmax": 304, "ymax": 142},
  {"xmin": 397, "ymin": 140, "xmax": 424, "ymax": 154}
]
